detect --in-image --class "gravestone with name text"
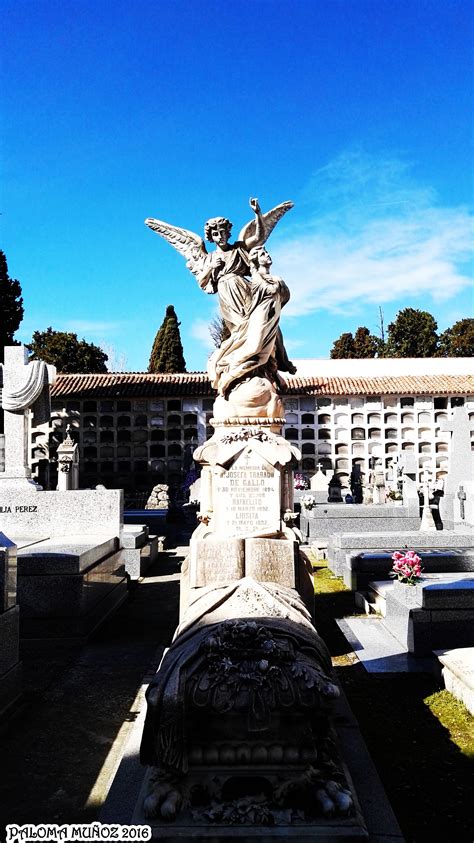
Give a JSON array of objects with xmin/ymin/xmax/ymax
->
[{"xmin": 0, "ymin": 346, "xmax": 129, "ymax": 639}]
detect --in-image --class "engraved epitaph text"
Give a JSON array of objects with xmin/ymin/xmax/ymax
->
[{"xmin": 213, "ymin": 448, "xmax": 280, "ymax": 538}]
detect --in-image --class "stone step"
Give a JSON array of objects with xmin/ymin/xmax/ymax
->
[
  {"xmin": 120, "ymin": 524, "xmax": 149, "ymax": 549},
  {"xmin": 355, "ymin": 580, "xmax": 395, "ymax": 617},
  {"xmin": 122, "ymin": 535, "xmax": 167, "ymax": 580}
]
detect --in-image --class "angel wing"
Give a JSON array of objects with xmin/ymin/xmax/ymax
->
[
  {"xmin": 145, "ymin": 218, "xmax": 208, "ymax": 270},
  {"xmin": 238, "ymin": 200, "xmax": 294, "ymax": 246}
]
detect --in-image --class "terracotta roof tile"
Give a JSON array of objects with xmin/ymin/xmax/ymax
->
[{"xmin": 50, "ymin": 372, "xmax": 474, "ymax": 399}]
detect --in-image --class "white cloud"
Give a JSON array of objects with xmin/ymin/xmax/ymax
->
[
  {"xmin": 190, "ymin": 318, "xmax": 214, "ymax": 349},
  {"xmin": 62, "ymin": 319, "xmax": 122, "ymax": 336},
  {"xmin": 16, "ymin": 318, "xmax": 123, "ymax": 342},
  {"xmin": 280, "ymin": 336, "xmax": 306, "ymax": 352},
  {"xmin": 272, "ymin": 150, "xmax": 473, "ymax": 318}
]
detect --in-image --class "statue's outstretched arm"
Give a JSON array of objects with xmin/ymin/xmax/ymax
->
[
  {"xmin": 245, "ymin": 197, "xmax": 265, "ymax": 249},
  {"xmin": 238, "ymin": 200, "xmax": 294, "ymax": 248}
]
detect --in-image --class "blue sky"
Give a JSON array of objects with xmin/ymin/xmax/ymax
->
[{"xmin": 2, "ymin": 0, "xmax": 472, "ymax": 371}]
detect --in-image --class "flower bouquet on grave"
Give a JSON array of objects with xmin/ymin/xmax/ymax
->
[
  {"xmin": 294, "ymin": 473, "xmax": 309, "ymax": 490},
  {"xmin": 301, "ymin": 494, "xmax": 317, "ymax": 511},
  {"xmin": 390, "ymin": 551, "xmax": 423, "ymax": 586},
  {"xmin": 387, "ymin": 489, "xmax": 402, "ymax": 502}
]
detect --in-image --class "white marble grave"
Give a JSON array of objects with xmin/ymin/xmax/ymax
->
[{"xmin": 1, "ymin": 346, "xmax": 56, "ymax": 486}]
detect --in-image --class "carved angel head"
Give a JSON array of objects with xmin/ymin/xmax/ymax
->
[{"xmin": 204, "ymin": 216, "xmax": 233, "ymax": 244}]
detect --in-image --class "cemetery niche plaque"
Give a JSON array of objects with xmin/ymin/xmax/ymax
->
[{"xmin": 212, "ymin": 447, "xmax": 281, "ymax": 538}]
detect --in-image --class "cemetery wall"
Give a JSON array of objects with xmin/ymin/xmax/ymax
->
[{"xmin": 27, "ymin": 363, "xmax": 474, "ymax": 496}]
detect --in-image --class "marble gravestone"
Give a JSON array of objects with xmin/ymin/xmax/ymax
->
[
  {"xmin": 309, "ymin": 464, "xmax": 331, "ymax": 503},
  {"xmin": 0, "ymin": 346, "xmax": 129, "ymax": 640},
  {"xmin": 139, "ymin": 197, "xmax": 366, "ymax": 837},
  {"xmin": 1, "ymin": 345, "xmax": 56, "ymax": 487},
  {"xmin": 187, "ymin": 430, "xmax": 305, "ymax": 606}
]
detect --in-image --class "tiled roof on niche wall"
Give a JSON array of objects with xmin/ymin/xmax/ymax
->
[{"xmin": 50, "ymin": 372, "xmax": 474, "ymax": 399}]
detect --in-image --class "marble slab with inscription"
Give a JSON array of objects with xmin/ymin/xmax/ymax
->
[
  {"xmin": 0, "ymin": 489, "xmax": 122, "ymax": 538},
  {"xmin": 212, "ymin": 448, "xmax": 281, "ymax": 539},
  {"xmin": 189, "ymin": 537, "xmax": 245, "ymax": 587},
  {"xmin": 245, "ymin": 537, "xmax": 296, "ymax": 588}
]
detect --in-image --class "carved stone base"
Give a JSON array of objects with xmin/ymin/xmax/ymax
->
[
  {"xmin": 139, "ymin": 758, "xmax": 368, "ymax": 839},
  {"xmin": 140, "ymin": 582, "xmax": 363, "ymax": 834},
  {"xmin": 212, "ymin": 376, "xmax": 285, "ymax": 429}
]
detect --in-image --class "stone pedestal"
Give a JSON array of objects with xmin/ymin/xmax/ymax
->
[{"xmin": 185, "ymin": 418, "xmax": 310, "ymax": 613}]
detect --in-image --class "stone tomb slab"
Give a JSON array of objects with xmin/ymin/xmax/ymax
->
[
  {"xmin": 435, "ymin": 647, "xmax": 474, "ymax": 715},
  {"xmin": 212, "ymin": 447, "xmax": 280, "ymax": 539},
  {"xmin": 328, "ymin": 532, "xmax": 474, "ymax": 579},
  {"xmin": 343, "ymin": 550, "xmax": 469, "ymax": 591},
  {"xmin": 381, "ymin": 576, "xmax": 474, "ymax": 655},
  {"xmin": 422, "ymin": 576, "xmax": 474, "ymax": 609},
  {"xmin": 16, "ymin": 535, "xmax": 119, "ymax": 575},
  {"xmin": 16, "ymin": 535, "xmax": 128, "ymax": 641},
  {"xmin": 17, "ymin": 549, "xmax": 125, "ymax": 618}
]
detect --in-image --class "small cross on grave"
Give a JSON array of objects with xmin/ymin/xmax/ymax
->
[{"xmin": 457, "ymin": 485, "xmax": 466, "ymax": 520}]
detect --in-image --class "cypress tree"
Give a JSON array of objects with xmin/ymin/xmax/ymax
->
[
  {"xmin": 148, "ymin": 305, "xmax": 186, "ymax": 373},
  {"xmin": 0, "ymin": 250, "xmax": 24, "ymax": 361}
]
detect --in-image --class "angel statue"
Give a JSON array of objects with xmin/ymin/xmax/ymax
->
[{"xmin": 145, "ymin": 197, "xmax": 296, "ymax": 400}]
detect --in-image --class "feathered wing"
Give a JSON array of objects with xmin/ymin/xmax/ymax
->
[
  {"xmin": 238, "ymin": 201, "xmax": 294, "ymax": 245},
  {"xmin": 145, "ymin": 218, "xmax": 207, "ymax": 270}
]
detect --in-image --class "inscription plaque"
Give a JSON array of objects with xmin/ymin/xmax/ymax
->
[
  {"xmin": 213, "ymin": 448, "xmax": 280, "ymax": 538},
  {"xmin": 190, "ymin": 537, "xmax": 245, "ymax": 588},
  {"xmin": 245, "ymin": 537, "xmax": 296, "ymax": 587}
]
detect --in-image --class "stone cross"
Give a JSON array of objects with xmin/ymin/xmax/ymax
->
[
  {"xmin": 1, "ymin": 346, "xmax": 56, "ymax": 486},
  {"xmin": 457, "ymin": 485, "xmax": 466, "ymax": 520}
]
